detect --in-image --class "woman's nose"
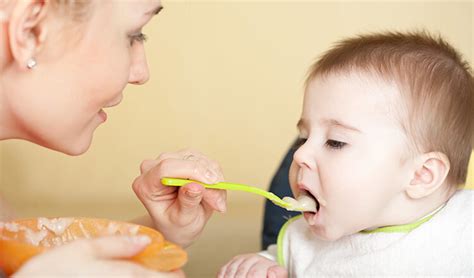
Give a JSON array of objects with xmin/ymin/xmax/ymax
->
[{"xmin": 128, "ymin": 46, "xmax": 150, "ymax": 85}]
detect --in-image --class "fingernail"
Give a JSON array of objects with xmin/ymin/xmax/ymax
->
[
  {"xmin": 186, "ymin": 189, "xmax": 202, "ymax": 198},
  {"xmin": 217, "ymin": 197, "xmax": 227, "ymax": 213},
  {"xmin": 130, "ymin": 235, "xmax": 151, "ymax": 245},
  {"xmin": 268, "ymin": 272, "xmax": 276, "ymax": 278},
  {"xmin": 205, "ymin": 169, "xmax": 217, "ymax": 183}
]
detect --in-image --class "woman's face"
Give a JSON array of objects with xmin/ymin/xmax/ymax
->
[{"xmin": 4, "ymin": 0, "xmax": 161, "ymax": 155}]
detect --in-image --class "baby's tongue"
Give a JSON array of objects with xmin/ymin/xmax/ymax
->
[{"xmin": 283, "ymin": 192, "xmax": 318, "ymax": 212}]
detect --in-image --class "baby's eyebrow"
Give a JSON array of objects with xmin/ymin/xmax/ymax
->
[
  {"xmin": 297, "ymin": 118, "xmax": 362, "ymax": 133},
  {"xmin": 322, "ymin": 119, "xmax": 361, "ymax": 133}
]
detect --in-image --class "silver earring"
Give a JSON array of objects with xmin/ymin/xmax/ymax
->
[{"xmin": 26, "ymin": 58, "xmax": 37, "ymax": 69}]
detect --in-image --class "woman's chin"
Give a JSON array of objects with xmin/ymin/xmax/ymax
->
[
  {"xmin": 40, "ymin": 135, "xmax": 93, "ymax": 156},
  {"xmin": 63, "ymin": 144, "xmax": 91, "ymax": 156}
]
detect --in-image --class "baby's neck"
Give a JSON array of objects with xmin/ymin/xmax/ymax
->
[
  {"xmin": 369, "ymin": 184, "xmax": 458, "ymax": 231},
  {"xmin": 399, "ymin": 184, "xmax": 458, "ymax": 226}
]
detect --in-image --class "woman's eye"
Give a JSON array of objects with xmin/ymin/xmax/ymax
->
[
  {"xmin": 292, "ymin": 137, "xmax": 307, "ymax": 150},
  {"xmin": 129, "ymin": 33, "xmax": 148, "ymax": 46},
  {"xmin": 325, "ymin": 140, "xmax": 346, "ymax": 150}
]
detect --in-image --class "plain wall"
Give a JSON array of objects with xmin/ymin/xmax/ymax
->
[{"xmin": 1, "ymin": 1, "xmax": 473, "ymax": 277}]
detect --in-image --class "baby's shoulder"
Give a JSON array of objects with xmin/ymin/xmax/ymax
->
[
  {"xmin": 425, "ymin": 189, "xmax": 472, "ymax": 236},
  {"xmin": 445, "ymin": 189, "xmax": 473, "ymax": 213}
]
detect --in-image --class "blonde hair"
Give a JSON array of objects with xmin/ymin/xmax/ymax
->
[
  {"xmin": 306, "ymin": 31, "xmax": 474, "ymax": 186},
  {"xmin": 50, "ymin": 0, "xmax": 91, "ymax": 20}
]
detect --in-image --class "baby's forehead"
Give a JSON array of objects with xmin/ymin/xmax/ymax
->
[
  {"xmin": 308, "ymin": 71, "xmax": 403, "ymax": 105},
  {"xmin": 304, "ymin": 71, "xmax": 405, "ymax": 130}
]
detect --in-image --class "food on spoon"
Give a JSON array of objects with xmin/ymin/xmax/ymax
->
[{"xmin": 282, "ymin": 192, "xmax": 318, "ymax": 212}]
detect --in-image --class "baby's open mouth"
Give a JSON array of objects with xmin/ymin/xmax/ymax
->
[{"xmin": 283, "ymin": 190, "xmax": 320, "ymax": 213}]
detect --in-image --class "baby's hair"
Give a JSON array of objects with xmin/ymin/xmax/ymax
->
[{"xmin": 306, "ymin": 31, "xmax": 474, "ymax": 186}]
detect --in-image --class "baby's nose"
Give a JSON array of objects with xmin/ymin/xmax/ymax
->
[{"xmin": 293, "ymin": 146, "xmax": 317, "ymax": 170}]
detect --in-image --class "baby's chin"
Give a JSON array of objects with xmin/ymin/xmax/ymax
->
[{"xmin": 306, "ymin": 220, "xmax": 347, "ymax": 241}]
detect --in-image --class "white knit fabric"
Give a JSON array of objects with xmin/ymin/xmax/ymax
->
[{"xmin": 264, "ymin": 190, "xmax": 473, "ymax": 277}]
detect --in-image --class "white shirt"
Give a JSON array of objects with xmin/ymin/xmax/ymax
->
[{"xmin": 261, "ymin": 190, "xmax": 473, "ymax": 277}]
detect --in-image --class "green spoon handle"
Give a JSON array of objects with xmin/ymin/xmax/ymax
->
[{"xmin": 161, "ymin": 177, "xmax": 286, "ymax": 206}]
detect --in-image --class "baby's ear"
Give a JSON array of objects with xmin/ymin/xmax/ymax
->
[{"xmin": 405, "ymin": 152, "xmax": 450, "ymax": 199}]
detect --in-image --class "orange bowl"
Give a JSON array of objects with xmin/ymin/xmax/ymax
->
[{"xmin": 0, "ymin": 217, "xmax": 187, "ymax": 275}]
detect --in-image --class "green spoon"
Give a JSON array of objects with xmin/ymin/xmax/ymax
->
[{"xmin": 161, "ymin": 177, "xmax": 313, "ymax": 212}]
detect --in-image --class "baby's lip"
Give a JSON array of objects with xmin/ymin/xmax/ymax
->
[
  {"xmin": 297, "ymin": 184, "xmax": 326, "ymax": 208},
  {"xmin": 304, "ymin": 211, "xmax": 319, "ymax": 226}
]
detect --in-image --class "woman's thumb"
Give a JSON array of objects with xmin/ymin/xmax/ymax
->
[
  {"xmin": 177, "ymin": 183, "xmax": 204, "ymax": 215},
  {"xmin": 81, "ymin": 235, "xmax": 151, "ymax": 259}
]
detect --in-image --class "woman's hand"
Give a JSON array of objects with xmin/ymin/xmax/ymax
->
[
  {"xmin": 132, "ymin": 149, "xmax": 227, "ymax": 248},
  {"xmin": 14, "ymin": 236, "xmax": 184, "ymax": 277},
  {"xmin": 218, "ymin": 254, "xmax": 287, "ymax": 278}
]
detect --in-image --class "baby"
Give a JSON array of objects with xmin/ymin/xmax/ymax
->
[{"xmin": 219, "ymin": 31, "xmax": 473, "ymax": 277}]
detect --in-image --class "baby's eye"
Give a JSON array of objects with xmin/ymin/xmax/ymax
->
[
  {"xmin": 325, "ymin": 140, "xmax": 346, "ymax": 150},
  {"xmin": 129, "ymin": 33, "xmax": 148, "ymax": 46},
  {"xmin": 292, "ymin": 137, "xmax": 308, "ymax": 150}
]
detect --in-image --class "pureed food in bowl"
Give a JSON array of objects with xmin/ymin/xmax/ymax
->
[{"xmin": 0, "ymin": 217, "xmax": 187, "ymax": 275}]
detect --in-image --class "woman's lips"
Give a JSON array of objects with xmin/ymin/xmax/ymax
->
[{"xmin": 98, "ymin": 109, "xmax": 107, "ymax": 122}]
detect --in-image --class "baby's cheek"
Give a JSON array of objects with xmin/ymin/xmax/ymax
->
[{"xmin": 288, "ymin": 163, "xmax": 299, "ymax": 195}]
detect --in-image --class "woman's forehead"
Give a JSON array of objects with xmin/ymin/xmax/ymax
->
[{"xmin": 98, "ymin": 0, "xmax": 162, "ymax": 17}]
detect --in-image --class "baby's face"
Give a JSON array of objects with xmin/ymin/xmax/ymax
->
[{"xmin": 289, "ymin": 72, "xmax": 415, "ymax": 240}]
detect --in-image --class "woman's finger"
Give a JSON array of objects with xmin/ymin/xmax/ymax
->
[
  {"xmin": 155, "ymin": 148, "xmax": 207, "ymax": 163},
  {"xmin": 91, "ymin": 260, "xmax": 163, "ymax": 277},
  {"xmin": 133, "ymin": 158, "xmax": 219, "ymax": 202},
  {"xmin": 140, "ymin": 159, "xmax": 160, "ymax": 174},
  {"xmin": 202, "ymin": 188, "xmax": 227, "ymax": 213},
  {"xmin": 149, "ymin": 158, "xmax": 220, "ymax": 185},
  {"xmin": 267, "ymin": 265, "xmax": 288, "ymax": 278},
  {"xmin": 80, "ymin": 236, "xmax": 151, "ymax": 259},
  {"xmin": 173, "ymin": 183, "xmax": 205, "ymax": 225}
]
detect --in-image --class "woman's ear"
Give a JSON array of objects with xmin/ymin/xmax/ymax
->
[
  {"xmin": 406, "ymin": 152, "xmax": 450, "ymax": 199},
  {"xmin": 8, "ymin": 0, "xmax": 48, "ymax": 69},
  {"xmin": 0, "ymin": 1, "xmax": 12, "ymax": 22}
]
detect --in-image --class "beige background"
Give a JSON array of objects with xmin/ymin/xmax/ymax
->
[{"xmin": 1, "ymin": 1, "xmax": 473, "ymax": 277}]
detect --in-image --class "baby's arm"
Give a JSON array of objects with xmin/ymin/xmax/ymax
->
[{"xmin": 217, "ymin": 245, "xmax": 287, "ymax": 278}]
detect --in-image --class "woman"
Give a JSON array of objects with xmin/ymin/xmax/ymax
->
[{"xmin": 0, "ymin": 0, "xmax": 226, "ymax": 276}]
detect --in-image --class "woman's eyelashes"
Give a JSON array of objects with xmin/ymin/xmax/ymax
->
[{"xmin": 129, "ymin": 32, "xmax": 148, "ymax": 46}]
